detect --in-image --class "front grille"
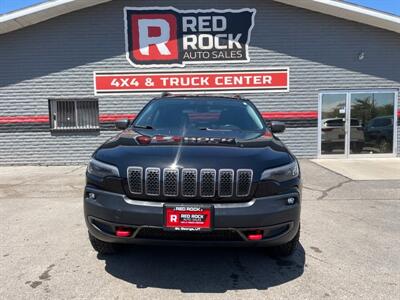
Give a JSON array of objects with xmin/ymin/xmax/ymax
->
[
  {"xmin": 200, "ymin": 169, "xmax": 216, "ymax": 197},
  {"xmin": 127, "ymin": 167, "xmax": 143, "ymax": 194},
  {"xmin": 163, "ymin": 168, "xmax": 179, "ymax": 197},
  {"xmin": 236, "ymin": 169, "xmax": 253, "ymax": 197},
  {"xmin": 218, "ymin": 169, "xmax": 234, "ymax": 197},
  {"xmin": 145, "ymin": 168, "xmax": 160, "ymax": 196},
  {"xmin": 127, "ymin": 167, "xmax": 253, "ymax": 199},
  {"xmin": 182, "ymin": 169, "xmax": 197, "ymax": 197},
  {"xmin": 136, "ymin": 227, "xmax": 243, "ymax": 241}
]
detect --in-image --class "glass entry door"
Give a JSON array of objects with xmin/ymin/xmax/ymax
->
[
  {"xmin": 350, "ymin": 92, "xmax": 396, "ymax": 154},
  {"xmin": 320, "ymin": 93, "xmax": 347, "ymax": 155},
  {"xmin": 319, "ymin": 91, "xmax": 397, "ymax": 157}
]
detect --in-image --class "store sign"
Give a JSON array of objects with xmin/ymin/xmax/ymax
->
[
  {"xmin": 124, "ymin": 7, "xmax": 256, "ymax": 67},
  {"xmin": 94, "ymin": 69, "xmax": 289, "ymax": 95}
]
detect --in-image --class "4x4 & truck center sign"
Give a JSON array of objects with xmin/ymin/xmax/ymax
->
[{"xmin": 93, "ymin": 7, "xmax": 289, "ymax": 94}]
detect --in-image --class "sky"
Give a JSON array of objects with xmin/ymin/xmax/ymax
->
[{"xmin": 0, "ymin": 0, "xmax": 399, "ymax": 15}]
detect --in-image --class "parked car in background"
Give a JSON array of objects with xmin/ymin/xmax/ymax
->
[{"xmin": 364, "ymin": 116, "xmax": 394, "ymax": 153}]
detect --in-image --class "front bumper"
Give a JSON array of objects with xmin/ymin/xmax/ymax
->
[{"xmin": 84, "ymin": 186, "xmax": 301, "ymax": 247}]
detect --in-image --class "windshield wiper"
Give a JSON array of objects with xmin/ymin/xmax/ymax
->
[
  {"xmin": 199, "ymin": 127, "xmax": 214, "ymax": 131},
  {"xmin": 133, "ymin": 125, "xmax": 154, "ymax": 129},
  {"xmin": 198, "ymin": 127, "xmax": 233, "ymax": 131}
]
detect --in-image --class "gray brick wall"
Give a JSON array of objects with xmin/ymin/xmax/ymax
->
[{"xmin": 0, "ymin": 0, "xmax": 399, "ymax": 165}]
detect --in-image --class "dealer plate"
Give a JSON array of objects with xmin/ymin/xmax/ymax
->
[{"xmin": 164, "ymin": 205, "xmax": 213, "ymax": 231}]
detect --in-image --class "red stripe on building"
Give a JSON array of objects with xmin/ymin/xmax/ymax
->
[
  {"xmin": 1, "ymin": 110, "xmax": 399, "ymax": 124},
  {"xmin": 0, "ymin": 115, "xmax": 50, "ymax": 124},
  {"xmin": 261, "ymin": 111, "xmax": 318, "ymax": 119},
  {"xmin": 0, "ymin": 114, "xmax": 137, "ymax": 124},
  {"xmin": 99, "ymin": 114, "xmax": 137, "ymax": 122}
]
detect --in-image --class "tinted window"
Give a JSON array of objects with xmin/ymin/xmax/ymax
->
[{"xmin": 134, "ymin": 99, "xmax": 265, "ymax": 131}]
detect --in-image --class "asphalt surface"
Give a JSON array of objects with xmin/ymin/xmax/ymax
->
[{"xmin": 0, "ymin": 160, "xmax": 399, "ymax": 299}]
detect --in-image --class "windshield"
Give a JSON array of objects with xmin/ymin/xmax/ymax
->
[{"xmin": 134, "ymin": 98, "xmax": 265, "ymax": 131}]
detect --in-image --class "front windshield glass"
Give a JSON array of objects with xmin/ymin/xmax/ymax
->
[{"xmin": 134, "ymin": 98, "xmax": 265, "ymax": 131}]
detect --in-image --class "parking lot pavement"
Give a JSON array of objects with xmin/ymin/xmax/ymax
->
[{"xmin": 0, "ymin": 160, "xmax": 399, "ymax": 299}]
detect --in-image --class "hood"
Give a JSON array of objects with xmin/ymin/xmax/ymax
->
[{"xmin": 94, "ymin": 128, "xmax": 293, "ymax": 179}]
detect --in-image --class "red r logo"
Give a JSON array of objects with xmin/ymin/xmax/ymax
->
[
  {"xmin": 130, "ymin": 13, "xmax": 179, "ymax": 63},
  {"xmin": 169, "ymin": 214, "xmax": 178, "ymax": 224}
]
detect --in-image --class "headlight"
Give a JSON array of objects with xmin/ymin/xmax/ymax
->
[
  {"xmin": 87, "ymin": 158, "xmax": 120, "ymax": 178},
  {"xmin": 261, "ymin": 161, "xmax": 299, "ymax": 182}
]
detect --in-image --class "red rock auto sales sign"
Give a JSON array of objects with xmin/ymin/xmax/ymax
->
[
  {"xmin": 124, "ymin": 7, "xmax": 256, "ymax": 67},
  {"xmin": 94, "ymin": 69, "xmax": 289, "ymax": 95}
]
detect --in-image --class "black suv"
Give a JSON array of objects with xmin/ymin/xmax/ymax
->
[{"xmin": 84, "ymin": 95, "xmax": 301, "ymax": 256}]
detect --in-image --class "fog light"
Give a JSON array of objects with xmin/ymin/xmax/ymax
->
[
  {"xmin": 247, "ymin": 233, "xmax": 263, "ymax": 241},
  {"xmin": 287, "ymin": 197, "xmax": 296, "ymax": 205},
  {"xmin": 246, "ymin": 230, "xmax": 264, "ymax": 241},
  {"xmin": 88, "ymin": 192, "xmax": 96, "ymax": 199},
  {"xmin": 115, "ymin": 226, "xmax": 133, "ymax": 237}
]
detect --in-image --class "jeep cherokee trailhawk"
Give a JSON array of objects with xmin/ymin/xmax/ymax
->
[{"xmin": 84, "ymin": 95, "xmax": 301, "ymax": 256}]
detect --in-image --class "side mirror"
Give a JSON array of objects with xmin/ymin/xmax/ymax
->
[
  {"xmin": 268, "ymin": 121, "xmax": 286, "ymax": 133},
  {"xmin": 115, "ymin": 119, "xmax": 130, "ymax": 130}
]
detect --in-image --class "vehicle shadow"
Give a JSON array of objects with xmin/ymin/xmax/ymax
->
[{"xmin": 98, "ymin": 243, "xmax": 305, "ymax": 293}]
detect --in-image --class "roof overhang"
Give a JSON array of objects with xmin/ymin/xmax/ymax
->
[
  {"xmin": 274, "ymin": 0, "xmax": 400, "ymax": 34},
  {"xmin": 0, "ymin": 0, "xmax": 399, "ymax": 35}
]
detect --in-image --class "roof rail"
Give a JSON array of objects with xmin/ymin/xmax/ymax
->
[{"xmin": 160, "ymin": 92, "xmax": 173, "ymax": 97}]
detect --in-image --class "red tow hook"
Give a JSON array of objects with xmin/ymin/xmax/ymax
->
[
  {"xmin": 115, "ymin": 226, "xmax": 133, "ymax": 237},
  {"xmin": 246, "ymin": 230, "xmax": 264, "ymax": 241}
]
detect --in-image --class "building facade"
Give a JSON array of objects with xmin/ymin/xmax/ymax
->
[{"xmin": 0, "ymin": 0, "xmax": 399, "ymax": 165}]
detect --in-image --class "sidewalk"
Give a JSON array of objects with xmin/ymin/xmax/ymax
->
[{"xmin": 312, "ymin": 158, "xmax": 400, "ymax": 180}]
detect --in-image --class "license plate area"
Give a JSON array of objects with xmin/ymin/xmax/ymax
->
[{"xmin": 164, "ymin": 205, "xmax": 213, "ymax": 231}]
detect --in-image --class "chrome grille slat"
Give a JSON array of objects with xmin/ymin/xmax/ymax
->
[
  {"xmin": 218, "ymin": 169, "xmax": 234, "ymax": 197},
  {"xmin": 145, "ymin": 168, "xmax": 160, "ymax": 196},
  {"xmin": 127, "ymin": 167, "xmax": 143, "ymax": 194},
  {"xmin": 236, "ymin": 169, "xmax": 253, "ymax": 197},
  {"xmin": 163, "ymin": 168, "xmax": 179, "ymax": 197},
  {"xmin": 200, "ymin": 169, "xmax": 216, "ymax": 197},
  {"xmin": 182, "ymin": 169, "xmax": 197, "ymax": 197}
]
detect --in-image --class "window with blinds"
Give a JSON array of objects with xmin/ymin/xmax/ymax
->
[{"xmin": 49, "ymin": 99, "xmax": 99, "ymax": 130}]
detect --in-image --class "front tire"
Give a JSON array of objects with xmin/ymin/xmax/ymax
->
[
  {"xmin": 89, "ymin": 232, "xmax": 119, "ymax": 255},
  {"xmin": 268, "ymin": 227, "xmax": 300, "ymax": 257}
]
